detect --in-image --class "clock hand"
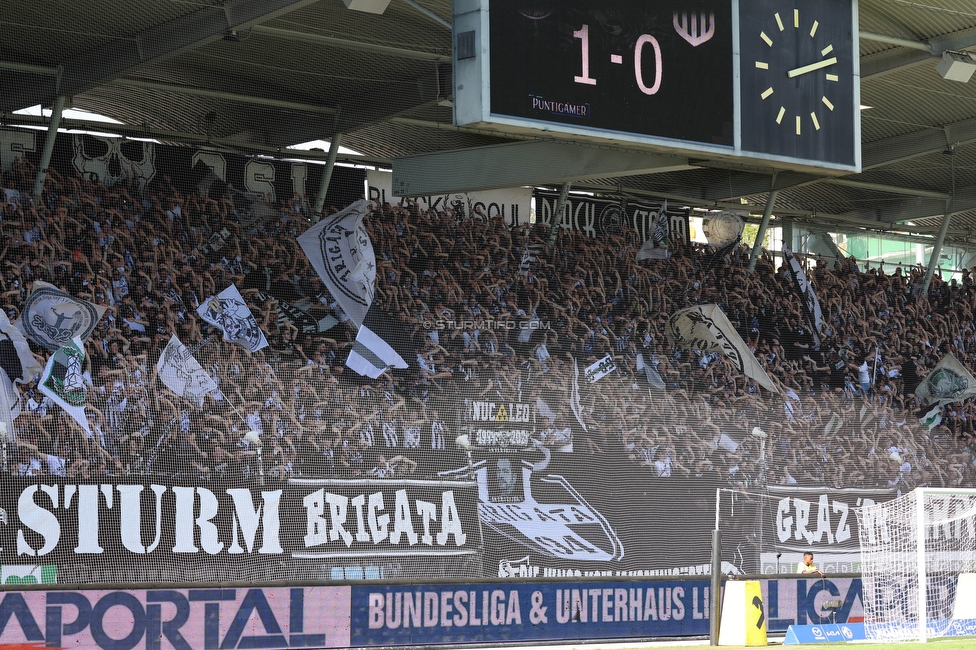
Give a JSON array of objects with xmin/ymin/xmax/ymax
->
[{"xmin": 787, "ymin": 56, "xmax": 838, "ymax": 78}]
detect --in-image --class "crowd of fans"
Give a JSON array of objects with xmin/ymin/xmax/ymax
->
[{"xmin": 2, "ymin": 153, "xmax": 976, "ymax": 493}]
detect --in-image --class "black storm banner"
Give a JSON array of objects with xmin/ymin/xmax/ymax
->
[
  {"xmin": 0, "ymin": 128, "xmax": 365, "ymax": 210},
  {"xmin": 0, "ymin": 478, "xmax": 481, "ymax": 582},
  {"xmin": 532, "ymin": 190, "xmax": 689, "ymax": 243}
]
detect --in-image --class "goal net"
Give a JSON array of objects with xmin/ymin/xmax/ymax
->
[{"xmin": 855, "ymin": 488, "xmax": 976, "ymax": 642}]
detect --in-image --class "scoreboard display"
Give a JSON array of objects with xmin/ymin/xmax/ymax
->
[{"xmin": 453, "ymin": 0, "xmax": 860, "ymax": 172}]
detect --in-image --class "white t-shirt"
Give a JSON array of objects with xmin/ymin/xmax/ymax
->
[{"xmin": 44, "ymin": 454, "xmax": 67, "ymax": 476}]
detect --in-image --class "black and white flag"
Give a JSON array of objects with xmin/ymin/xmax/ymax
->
[
  {"xmin": 783, "ymin": 247, "xmax": 826, "ymax": 346},
  {"xmin": 636, "ymin": 201, "xmax": 671, "ymax": 261},
  {"xmin": 518, "ymin": 243, "xmax": 546, "ymax": 276},
  {"xmin": 16, "ymin": 280, "xmax": 107, "ymax": 351},
  {"xmin": 256, "ymin": 292, "xmax": 338, "ymax": 334},
  {"xmin": 156, "ymin": 335, "xmax": 219, "ymax": 409},
  {"xmin": 197, "ymin": 285, "xmax": 269, "ymax": 352},
  {"xmin": 635, "ymin": 353, "xmax": 666, "ymax": 390},
  {"xmin": 297, "ymin": 199, "xmax": 376, "ymax": 329},
  {"xmin": 667, "ymin": 304, "xmax": 779, "ymax": 393},
  {"xmin": 346, "ymin": 306, "xmax": 411, "ymax": 379}
]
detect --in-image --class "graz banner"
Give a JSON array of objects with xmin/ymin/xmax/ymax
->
[
  {"xmin": 533, "ymin": 189, "xmax": 690, "ymax": 242},
  {"xmin": 758, "ymin": 486, "xmax": 897, "ymax": 574},
  {"xmin": 0, "ymin": 478, "xmax": 481, "ymax": 583}
]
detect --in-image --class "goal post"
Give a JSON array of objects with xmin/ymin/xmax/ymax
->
[{"xmin": 855, "ymin": 487, "xmax": 976, "ymax": 643}]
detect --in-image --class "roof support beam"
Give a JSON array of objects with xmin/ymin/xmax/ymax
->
[
  {"xmin": 861, "ymin": 27, "xmax": 976, "ymax": 79},
  {"xmin": 392, "ymin": 141, "xmax": 691, "ymax": 195},
  {"xmin": 862, "ymin": 117, "xmax": 976, "ymax": 169},
  {"xmin": 822, "ymin": 178, "xmax": 950, "ymax": 199},
  {"xmin": 839, "ymin": 181, "xmax": 976, "ymax": 223},
  {"xmin": 251, "ymin": 26, "xmax": 450, "ymax": 62},
  {"xmin": 111, "ymin": 78, "xmax": 337, "ymax": 116},
  {"xmin": 0, "ymin": 0, "xmax": 319, "ymax": 113}
]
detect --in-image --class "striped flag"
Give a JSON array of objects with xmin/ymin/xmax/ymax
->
[
  {"xmin": 345, "ymin": 306, "xmax": 412, "ymax": 379},
  {"xmin": 518, "ymin": 243, "xmax": 546, "ymax": 276}
]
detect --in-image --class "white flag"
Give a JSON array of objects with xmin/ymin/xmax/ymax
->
[
  {"xmin": 666, "ymin": 304, "xmax": 780, "ymax": 393},
  {"xmin": 16, "ymin": 280, "xmax": 107, "ymax": 351},
  {"xmin": 636, "ymin": 202, "xmax": 670, "ymax": 261},
  {"xmin": 297, "ymin": 199, "xmax": 376, "ymax": 329},
  {"xmin": 571, "ymin": 359, "xmax": 588, "ymax": 431},
  {"xmin": 0, "ymin": 311, "xmax": 43, "ymax": 438},
  {"xmin": 536, "ymin": 396, "xmax": 556, "ymax": 425},
  {"xmin": 915, "ymin": 353, "xmax": 976, "ymax": 408},
  {"xmin": 584, "ymin": 354, "xmax": 617, "ymax": 383},
  {"xmin": 197, "ymin": 285, "xmax": 268, "ymax": 352},
  {"xmin": 39, "ymin": 337, "xmax": 91, "ymax": 436},
  {"xmin": 156, "ymin": 335, "xmax": 218, "ymax": 409}
]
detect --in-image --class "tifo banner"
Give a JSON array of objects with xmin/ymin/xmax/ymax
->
[
  {"xmin": 366, "ymin": 170, "xmax": 531, "ymax": 227},
  {"xmin": 0, "ymin": 128, "xmax": 365, "ymax": 208},
  {"xmin": 353, "ymin": 579, "xmax": 711, "ymax": 645},
  {"xmin": 758, "ymin": 486, "xmax": 897, "ymax": 574},
  {"xmin": 533, "ymin": 189, "xmax": 690, "ymax": 242},
  {"xmin": 0, "ymin": 479, "xmax": 481, "ymax": 581},
  {"xmin": 0, "ymin": 586, "xmax": 351, "ymax": 649}
]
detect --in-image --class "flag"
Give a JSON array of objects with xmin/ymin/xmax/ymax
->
[
  {"xmin": 636, "ymin": 201, "xmax": 670, "ymax": 261},
  {"xmin": 345, "ymin": 306, "xmax": 412, "ymax": 378},
  {"xmin": 919, "ymin": 404, "xmax": 942, "ymax": 431},
  {"xmin": 156, "ymin": 335, "xmax": 218, "ymax": 409},
  {"xmin": 536, "ymin": 396, "xmax": 556, "ymax": 425},
  {"xmin": 570, "ymin": 359, "xmax": 588, "ymax": 431},
  {"xmin": 915, "ymin": 353, "xmax": 976, "ymax": 407},
  {"xmin": 636, "ymin": 353, "xmax": 666, "ymax": 390},
  {"xmin": 703, "ymin": 210, "xmax": 745, "ymax": 249},
  {"xmin": 39, "ymin": 337, "xmax": 91, "ymax": 436},
  {"xmin": 256, "ymin": 292, "xmax": 338, "ymax": 334},
  {"xmin": 666, "ymin": 304, "xmax": 780, "ymax": 393},
  {"xmin": 518, "ymin": 243, "xmax": 546, "ymax": 276},
  {"xmin": 197, "ymin": 285, "xmax": 269, "ymax": 352},
  {"xmin": 297, "ymin": 199, "xmax": 376, "ymax": 329},
  {"xmin": 16, "ymin": 280, "xmax": 107, "ymax": 351},
  {"xmin": 584, "ymin": 354, "xmax": 617, "ymax": 383},
  {"xmin": 783, "ymin": 247, "xmax": 826, "ymax": 346},
  {"xmin": 0, "ymin": 311, "xmax": 43, "ymax": 438}
]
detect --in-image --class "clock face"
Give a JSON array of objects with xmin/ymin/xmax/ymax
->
[{"xmin": 739, "ymin": 0, "xmax": 856, "ymax": 166}]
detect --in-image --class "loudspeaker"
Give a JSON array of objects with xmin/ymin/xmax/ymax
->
[
  {"xmin": 936, "ymin": 50, "xmax": 976, "ymax": 83},
  {"xmin": 343, "ymin": 0, "xmax": 391, "ymax": 14}
]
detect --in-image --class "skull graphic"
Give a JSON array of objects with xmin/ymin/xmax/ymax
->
[{"xmin": 72, "ymin": 134, "xmax": 156, "ymax": 190}]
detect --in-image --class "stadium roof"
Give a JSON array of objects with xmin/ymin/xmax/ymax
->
[{"xmin": 3, "ymin": 1, "xmax": 976, "ymax": 245}]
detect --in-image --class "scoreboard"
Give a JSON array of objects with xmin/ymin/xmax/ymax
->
[{"xmin": 453, "ymin": 0, "xmax": 860, "ymax": 172}]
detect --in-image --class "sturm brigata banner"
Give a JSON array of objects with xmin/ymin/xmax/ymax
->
[{"xmin": 0, "ymin": 479, "xmax": 481, "ymax": 583}]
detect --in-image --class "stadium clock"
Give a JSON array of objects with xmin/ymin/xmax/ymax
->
[
  {"xmin": 738, "ymin": 0, "xmax": 857, "ymax": 166},
  {"xmin": 486, "ymin": 1, "xmax": 734, "ymax": 146}
]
